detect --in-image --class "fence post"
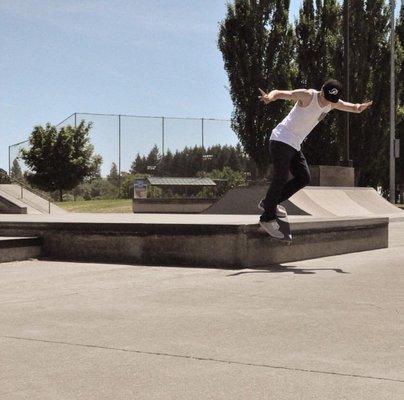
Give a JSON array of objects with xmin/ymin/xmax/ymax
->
[
  {"xmin": 118, "ymin": 115, "xmax": 122, "ymax": 198},
  {"xmin": 8, "ymin": 146, "xmax": 11, "ymax": 177},
  {"xmin": 162, "ymin": 117, "xmax": 165, "ymax": 156},
  {"xmin": 201, "ymin": 118, "xmax": 205, "ymax": 149}
]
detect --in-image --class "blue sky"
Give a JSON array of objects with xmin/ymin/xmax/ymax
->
[
  {"xmin": 0, "ymin": 0, "xmax": 400, "ymax": 174},
  {"xmin": 0, "ymin": 0, "xmax": 305, "ymax": 173}
]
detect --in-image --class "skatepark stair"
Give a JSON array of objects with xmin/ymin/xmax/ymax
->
[{"xmin": 0, "ymin": 184, "xmax": 67, "ymax": 214}]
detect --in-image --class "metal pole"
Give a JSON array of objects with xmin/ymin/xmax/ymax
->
[
  {"xmin": 8, "ymin": 146, "xmax": 11, "ymax": 177},
  {"xmin": 118, "ymin": 115, "xmax": 122, "ymax": 198},
  {"xmin": 74, "ymin": 113, "xmax": 77, "ymax": 128},
  {"xmin": 345, "ymin": 0, "xmax": 350, "ymax": 165},
  {"xmin": 162, "ymin": 117, "xmax": 165, "ymax": 156},
  {"xmin": 389, "ymin": 0, "xmax": 396, "ymax": 203},
  {"xmin": 201, "ymin": 118, "xmax": 205, "ymax": 149}
]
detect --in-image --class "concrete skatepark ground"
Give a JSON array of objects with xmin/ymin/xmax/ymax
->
[{"xmin": 1, "ymin": 222, "xmax": 403, "ymax": 399}]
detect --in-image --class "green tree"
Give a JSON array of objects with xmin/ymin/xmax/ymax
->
[
  {"xmin": 21, "ymin": 121, "xmax": 101, "ymax": 201},
  {"xmin": 91, "ymin": 155, "xmax": 103, "ymax": 180},
  {"xmin": 206, "ymin": 166, "xmax": 246, "ymax": 196},
  {"xmin": 107, "ymin": 162, "xmax": 119, "ymax": 186},
  {"xmin": 10, "ymin": 158, "xmax": 23, "ymax": 180},
  {"xmin": 294, "ymin": 0, "xmax": 343, "ymax": 165},
  {"xmin": 156, "ymin": 149, "xmax": 174, "ymax": 176},
  {"xmin": 131, "ymin": 154, "xmax": 147, "ymax": 174},
  {"xmin": 130, "ymin": 144, "xmax": 251, "ymax": 178},
  {"xmin": 396, "ymin": 3, "xmax": 404, "ymax": 197},
  {"xmin": 218, "ymin": 0, "xmax": 295, "ymax": 176},
  {"xmin": 0, "ymin": 168, "xmax": 11, "ymax": 184},
  {"xmin": 341, "ymin": 0, "xmax": 391, "ymax": 189},
  {"xmin": 146, "ymin": 145, "xmax": 160, "ymax": 173}
]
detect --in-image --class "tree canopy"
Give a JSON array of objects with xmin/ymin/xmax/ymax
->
[
  {"xmin": 21, "ymin": 121, "xmax": 102, "ymax": 201},
  {"xmin": 218, "ymin": 0, "xmax": 403, "ymax": 193}
]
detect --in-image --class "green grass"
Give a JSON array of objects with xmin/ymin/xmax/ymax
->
[{"xmin": 56, "ymin": 199, "xmax": 133, "ymax": 213}]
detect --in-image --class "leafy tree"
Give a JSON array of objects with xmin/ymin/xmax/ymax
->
[
  {"xmin": 218, "ymin": 0, "xmax": 295, "ymax": 176},
  {"xmin": 0, "ymin": 168, "xmax": 11, "ymax": 184},
  {"xmin": 10, "ymin": 158, "xmax": 23, "ymax": 180},
  {"xmin": 21, "ymin": 121, "xmax": 102, "ymax": 201},
  {"xmin": 205, "ymin": 166, "xmax": 246, "ymax": 196},
  {"xmin": 91, "ymin": 155, "xmax": 103, "ymax": 180},
  {"xmin": 87, "ymin": 178, "xmax": 118, "ymax": 199}
]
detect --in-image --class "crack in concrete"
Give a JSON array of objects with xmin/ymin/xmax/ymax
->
[
  {"xmin": 0, "ymin": 292, "xmax": 79, "ymax": 305},
  {"xmin": 3, "ymin": 335, "xmax": 404, "ymax": 384}
]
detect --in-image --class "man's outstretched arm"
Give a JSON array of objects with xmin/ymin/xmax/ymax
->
[
  {"xmin": 259, "ymin": 88, "xmax": 312, "ymax": 107},
  {"xmin": 332, "ymin": 100, "xmax": 373, "ymax": 113}
]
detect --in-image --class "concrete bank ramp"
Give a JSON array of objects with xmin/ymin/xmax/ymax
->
[
  {"xmin": 0, "ymin": 184, "xmax": 67, "ymax": 214},
  {"xmin": 203, "ymin": 185, "xmax": 404, "ymax": 221}
]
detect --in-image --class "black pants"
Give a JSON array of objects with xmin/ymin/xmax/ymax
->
[{"xmin": 261, "ymin": 140, "xmax": 311, "ymax": 221}]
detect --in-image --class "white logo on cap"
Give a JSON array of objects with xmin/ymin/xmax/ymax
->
[{"xmin": 329, "ymin": 88, "xmax": 338, "ymax": 95}]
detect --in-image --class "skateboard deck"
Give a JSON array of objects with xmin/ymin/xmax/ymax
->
[{"xmin": 276, "ymin": 215, "xmax": 292, "ymax": 244}]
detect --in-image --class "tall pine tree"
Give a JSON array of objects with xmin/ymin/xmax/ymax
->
[
  {"xmin": 218, "ymin": 0, "xmax": 294, "ymax": 176},
  {"xmin": 342, "ymin": 0, "xmax": 391, "ymax": 188},
  {"xmin": 294, "ymin": 0, "xmax": 343, "ymax": 165},
  {"xmin": 396, "ymin": 3, "xmax": 404, "ymax": 195}
]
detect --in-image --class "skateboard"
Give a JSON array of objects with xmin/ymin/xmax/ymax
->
[
  {"xmin": 260, "ymin": 214, "xmax": 292, "ymax": 245},
  {"xmin": 275, "ymin": 215, "xmax": 292, "ymax": 245}
]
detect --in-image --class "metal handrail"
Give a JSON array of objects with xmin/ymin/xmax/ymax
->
[{"xmin": 9, "ymin": 179, "xmax": 52, "ymax": 213}]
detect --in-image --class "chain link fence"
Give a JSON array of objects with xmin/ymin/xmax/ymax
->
[{"xmin": 8, "ymin": 112, "xmax": 238, "ymax": 193}]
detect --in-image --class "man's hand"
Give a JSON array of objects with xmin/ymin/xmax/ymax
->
[
  {"xmin": 357, "ymin": 101, "xmax": 373, "ymax": 113},
  {"xmin": 258, "ymin": 88, "xmax": 277, "ymax": 104},
  {"xmin": 333, "ymin": 99, "xmax": 373, "ymax": 113}
]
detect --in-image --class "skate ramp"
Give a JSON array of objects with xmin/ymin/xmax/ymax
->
[
  {"xmin": 203, "ymin": 184, "xmax": 310, "ymax": 215},
  {"xmin": 203, "ymin": 184, "xmax": 404, "ymax": 220},
  {"xmin": 299, "ymin": 187, "xmax": 403, "ymax": 219}
]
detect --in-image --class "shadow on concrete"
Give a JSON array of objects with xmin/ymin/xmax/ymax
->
[
  {"xmin": 227, "ymin": 264, "xmax": 350, "ymax": 276},
  {"xmin": 35, "ymin": 257, "xmax": 349, "ymax": 275}
]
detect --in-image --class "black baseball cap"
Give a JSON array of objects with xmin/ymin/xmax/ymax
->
[{"xmin": 322, "ymin": 79, "xmax": 342, "ymax": 103}]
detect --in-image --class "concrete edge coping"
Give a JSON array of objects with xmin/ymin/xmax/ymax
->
[
  {"xmin": 0, "ymin": 236, "xmax": 42, "ymax": 248},
  {"xmin": 0, "ymin": 216, "xmax": 388, "ymax": 237}
]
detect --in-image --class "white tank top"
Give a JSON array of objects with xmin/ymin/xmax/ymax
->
[{"xmin": 270, "ymin": 89, "xmax": 332, "ymax": 151}]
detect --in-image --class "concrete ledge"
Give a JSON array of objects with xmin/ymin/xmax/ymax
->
[
  {"xmin": 0, "ymin": 214, "xmax": 388, "ymax": 268},
  {"xmin": 245, "ymin": 218, "xmax": 387, "ymax": 266},
  {"xmin": 0, "ymin": 237, "xmax": 42, "ymax": 263}
]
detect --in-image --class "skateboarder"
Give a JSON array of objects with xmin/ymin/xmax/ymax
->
[{"xmin": 258, "ymin": 79, "xmax": 372, "ymax": 239}]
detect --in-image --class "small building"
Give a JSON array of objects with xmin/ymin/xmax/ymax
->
[{"xmin": 133, "ymin": 177, "xmax": 217, "ymax": 213}]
